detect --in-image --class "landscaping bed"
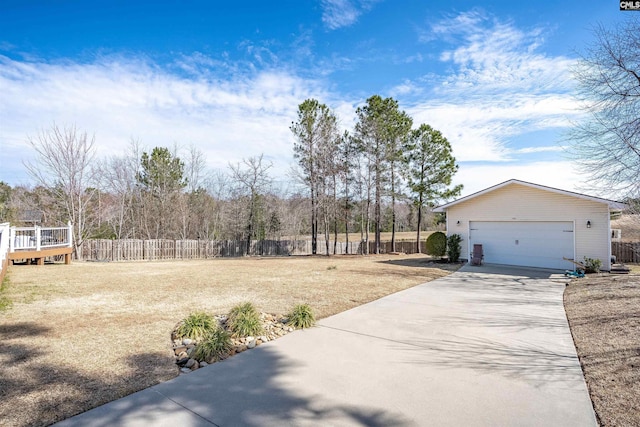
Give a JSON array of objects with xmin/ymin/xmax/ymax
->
[{"xmin": 564, "ymin": 270, "xmax": 640, "ymax": 426}]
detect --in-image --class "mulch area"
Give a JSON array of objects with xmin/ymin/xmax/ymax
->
[{"xmin": 564, "ymin": 273, "xmax": 640, "ymax": 426}]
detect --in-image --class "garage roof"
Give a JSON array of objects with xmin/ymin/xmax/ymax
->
[{"xmin": 433, "ymin": 179, "xmax": 627, "ymax": 212}]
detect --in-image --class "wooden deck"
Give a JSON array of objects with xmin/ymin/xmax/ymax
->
[
  {"xmin": 1, "ymin": 224, "xmax": 73, "ymax": 271},
  {"xmin": 8, "ymin": 246, "xmax": 73, "ymax": 265}
]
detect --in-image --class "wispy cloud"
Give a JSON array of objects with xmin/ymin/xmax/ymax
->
[
  {"xmin": 320, "ymin": 0, "xmax": 380, "ymax": 30},
  {"xmin": 513, "ymin": 145, "xmax": 565, "ymax": 154},
  {"xmin": 403, "ymin": 10, "xmax": 579, "ymax": 164},
  {"xmin": 434, "ymin": 14, "xmax": 573, "ymax": 97},
  {"xmin": 0, "ymin": 55, "xmax": 334, "ymax": 184}
]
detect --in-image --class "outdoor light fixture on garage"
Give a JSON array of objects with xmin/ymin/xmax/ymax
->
[
  {"xmin": 457, "ymin": 221, "xmax": 460, "ymax": 226},
  {"xmin": 587, "ymin": 220, "xmax": 591, "ymax": 228}
]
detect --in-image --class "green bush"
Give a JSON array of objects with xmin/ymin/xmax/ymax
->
[
  {"xmin": 583, "ymin": 257, "xmax": 602, "ymax": 274},
  {"xmin": 447, "ymin": 234, "xmax": 463, "ymax": 263},
  {"xmin": 227, "ymin": 302, "xmax": 263, "ymax": 337},
  {"xmin": 193, "ymin": 328, "xmax": 233, "ymax": 362},
  {"xmin": 287, "ymin": 303, "xmax": 316, "ymax": 329},
  {"xmin": 426, "ymin": 231, "xmax": 447, "ymax": 257},
  {"xmin": 174, "ymin": 311, "xmax": 217, "ymax": 341}
]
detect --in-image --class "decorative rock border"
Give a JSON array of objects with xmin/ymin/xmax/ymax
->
[{"xmin": 171, "ymin": 312, "xmax": 295, "ymax": 374}]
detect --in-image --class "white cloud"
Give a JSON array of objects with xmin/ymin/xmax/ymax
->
[
  {"xmin": 453, "ymin": 160, "xmax": 585, "ymax": 197},
  {"xmin": 402, "ymin": 11, "xmax": 580, "ymax": 164},
  {"xmin": 430, "ymin": 11, "xmax": 575, "ymax": 97},
  {"xmin": 320, "ymin": 0, "xmax": 380, "ymax": 30},
  {"xmin": 513, "ymin": 145, "xmax": 565, "ymax": 154},
  {"xmin": 0, "ymin": 55, "xmax": 335, "ymax": 184},
  {"xmin": 0, "ymin": 10, "xmax": 594, "ymax": 201}
]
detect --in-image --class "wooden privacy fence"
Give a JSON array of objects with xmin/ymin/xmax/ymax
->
[
  {"xmin": 81, "ymin": 239, "xmax": 639, "ymax": 263},
  {"xmin": 369, "ymin": 240, "xmax": 428, "ymax": 254},
  {"xmin": 611, "ymin": 241, "xmax": 640, "ymax": 263},
  {"xmin": 82, "ymin": 239, "xmax": 309, "ymax": 261},
  {"xmin": 80, "ymin": 238, "xmax": 430, "ymax": 261}
]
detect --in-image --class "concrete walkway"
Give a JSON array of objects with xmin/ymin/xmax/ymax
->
[{"xmin": 55, "ymin": 264, "xmax": 597, "ymax": 426}]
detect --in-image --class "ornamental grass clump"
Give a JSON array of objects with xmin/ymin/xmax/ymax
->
[
  {"xmin": 287, "ymin": 303, "xmax": 315, "ymax": 329},
  {"xmin": 174, "ymin": 311, "xmax": 218, "ymax": 341},
  {"xmin": 227, "ymin": 302, "xmax": 263, "ymax": 337},
  {"xmin": 583, "ymin": 257, "xmax": 602, "ymax": 274},
  {"xmin": 193, "ymin": 328, "xmax": 233, "ymax": 363}
]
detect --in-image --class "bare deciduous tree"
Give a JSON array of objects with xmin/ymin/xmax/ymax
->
[
  {"xmin": 24, "ymin": 124, "xmax": 97, "ymax": 258},
  {"xmin": 97, "ymin": 140, "xmax": 141, "ymax": 239},
  {"xmin": 229, "ymin": 154, "xmax": 273, "ymax": 255},
  {"xmin": 570, "ymin": 18, "xmax": 640, "ymax": 197}
]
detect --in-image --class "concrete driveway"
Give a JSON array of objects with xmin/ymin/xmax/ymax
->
[{"xmin": 55, "ymin": 264, "xmax": 597, "ymax": 426}]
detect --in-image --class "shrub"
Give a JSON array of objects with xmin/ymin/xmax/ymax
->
[
  {"xmin": 426, "ymin": 231, "xmax": 447, "ymax": 257},
  {"xmin": 287, "ymin": 303, "xmax": 315, "ymax": 329},
  {"xmin": 227, "ymin": 302, "xmax": 263, "ymax": 337},
  {"xmin": 174, "ymin": 311, "xmax": 217, "ymax": 341},
  {"xmin": 583, "ymin": 257, "xmax": 602, "ymax": 274},
  {"xmin": 193, "ymin": 328, "xmax": 233, "ymax": 362},
  {"xmin": 447, "ymin": 234, "xmax": 463, "ymax": 263}
]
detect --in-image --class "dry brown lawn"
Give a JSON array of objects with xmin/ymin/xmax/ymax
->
[
  {"xmin": 564, "ymin": 270, "xmax": 640, "ymax": 426},
  {"xmin": 0, "ymin": 254, "xmax": 456, "ymax": 427}
]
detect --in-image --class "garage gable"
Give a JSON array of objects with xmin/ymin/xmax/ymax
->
[{"xmin": 434, "ymin": 179, "xmax": 626, "ymax": 271}]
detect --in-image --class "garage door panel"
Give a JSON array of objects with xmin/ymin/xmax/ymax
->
[{"xmin": 469, "ymin": 221, "xmax": 574, "ymax": 270}]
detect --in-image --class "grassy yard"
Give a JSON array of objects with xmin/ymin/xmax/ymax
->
[
  {"xmin": 564, "ymin": 269, "xmax": 640, "ymax": 426},
  {"xmin": 0, "ymin": 254, "xmax": 456, "ymax": 427},
  {"xmin": 2, "ymin": 256, "xmax": 637, "ymax": 427}
]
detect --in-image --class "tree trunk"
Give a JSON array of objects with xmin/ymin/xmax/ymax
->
[
  {"xmin": 391, "ymin": 167, "xmax": 396, "ymax": 253},
  {"xmin": 324, "ymin": 208, "xmax": 330, "ymax": 256},
  {"xmin": 374, "ymin": 164, "xmax": 381, "ymax": 255},
  {"xmin": 333, "ymin": 174, "xmax": 338, "ymax": 255},
  {"xmin": 245, "ymin": 195, "xmax": 254, "ymax": 256},
  {"xmin": 311, "ymin": 186, "xmax": 317, "ymax": 255},
  {"xmin": 416, "ymin": 193, "xmax": 423, "ymax": 254},
  {"xmin": 344, "ymin": 191, "xmax": 350, "ymax": 255}
]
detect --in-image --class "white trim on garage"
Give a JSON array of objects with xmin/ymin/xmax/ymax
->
[{"xmin": 468, "ymin": 220, "xmax": 576, "ymax": 270}]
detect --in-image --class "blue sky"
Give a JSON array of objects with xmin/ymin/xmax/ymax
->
[{"xmin": 0, "ymin": 1, "xmax": 631, "ymax": 197}]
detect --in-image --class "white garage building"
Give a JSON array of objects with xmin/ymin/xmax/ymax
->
[{"xmin": 434, "ymin": 179, "xmax": 626, "ymax": 271}]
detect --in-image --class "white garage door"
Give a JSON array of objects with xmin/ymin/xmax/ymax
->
[{"xmin": 469, "ymin": 221, "xmax": 574, "ymax": 270}]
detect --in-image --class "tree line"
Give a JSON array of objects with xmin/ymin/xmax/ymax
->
[
  {"xmin": 4, "ymin": 18, "xmax": 640, "ymax": 259},
  {"xmin": 290, "ymin": 95, "xmax": 460, "ymax": 255},
  {"xmin": 0, "ymin": 95, "xmax": 462, "ymax": 258}
]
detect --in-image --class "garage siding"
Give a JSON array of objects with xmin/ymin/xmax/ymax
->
[{"xmin": 446, "ymin": 183, "xmax": 611, "ymax": 270}]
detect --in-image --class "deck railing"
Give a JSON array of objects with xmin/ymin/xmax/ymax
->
[{"xmin": 9, "ymin": 223, "xmax": 73, "ymax": 253}]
